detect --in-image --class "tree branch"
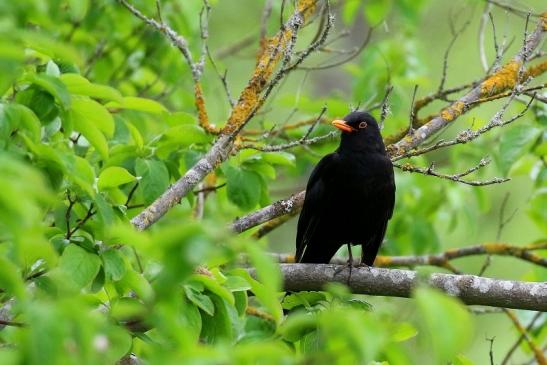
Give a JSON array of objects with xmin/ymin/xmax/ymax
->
[
  {"xmin": 269, "ymin": 242, "xmax": 547, "ymax": 269},
  {"xmin": 233, "ymin": 15, "xmax": 547, "ymax": 232},
  {"xmin": 263, "ymin": 264, "xmax": 547, "ymax": 311},
  {"xmin": 129, "ymin": 0, "xmax": 323, "ymax": 230},
  {"xmin": 231, "ymin": 191, "xmax": 305, "ymax": 233}
]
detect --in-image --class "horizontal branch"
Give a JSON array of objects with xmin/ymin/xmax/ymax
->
[
  {"xmin": 269, "ymin": 242, "xmax": 547, "ymax": 269},
  {"xmin": 266, "ymin": 264, "xmax": 547, "ymax": 311}
]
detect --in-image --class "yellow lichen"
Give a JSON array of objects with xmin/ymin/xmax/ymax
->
[
  {"xmin": 525, "ymin": 61, "xmax": 547, "ymax": 79},
  {"xmin": 542, "ymin": 12, "xmax": 547, "ymax": 31},
  {"xmin": 440, "ymin": 101, "xmax": 466, "ymax": 122},
  {"xmin": 374, "ymin": 256, "xmax": 391, "ymax": 267},
  {"xmin": 223, "ymin": 0, "xmax": 316, "ymax": 135},
  {"xmin": 480, "ymin": 61, "xmax": 521, "ymax": 96},
  {"xmin": 297, "ymin": 0, "xmax": 317, "ymax": 19},
  {"xmin": 484, "ymin": 243, "xmax": 509, "ymax": 254},
  {"xmin": 194, "ymin": 83, "xmax": 219, "ymax": 134}
]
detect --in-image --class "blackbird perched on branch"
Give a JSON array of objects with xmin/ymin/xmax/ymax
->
[{"xmin": 295, "ymin": 111, "xmax": 395, "ymax": 266}]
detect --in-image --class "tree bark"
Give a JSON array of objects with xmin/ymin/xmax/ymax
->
[{"xmin": 260, "ymin": 264, "xmax": 547, "ymax": 311}]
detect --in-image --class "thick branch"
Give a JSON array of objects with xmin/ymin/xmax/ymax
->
[{"xmin": 268, "ymin": 264, "xmax": 547, "ymax": 311}]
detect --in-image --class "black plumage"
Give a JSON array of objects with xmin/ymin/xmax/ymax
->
[{"xmin": 295, "ymin": 111, "xmax": 395, "ymax": 265}]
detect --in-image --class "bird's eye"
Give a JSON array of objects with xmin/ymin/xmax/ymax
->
[{"xmin": 359, "ymin": 122, "xmax": 368, "ymax": 129}]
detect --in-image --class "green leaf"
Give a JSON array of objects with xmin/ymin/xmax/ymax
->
[
  {"xmin": 0, "ymin": 257, "xmax": 26, "ymax": 298},
  {"xmin": 70, "ymin": 157, "xmax": 95, "ymax": 195},
  {"xmin": 231, "ymin": 269, "xmax": 283, "ymax": 324},
  {"xmin": 102, "ymin": 249, "xmax": 126, "ymax": 281},
  {"xmin": 124, "ymin": 120, "xmax": 144, "ymax": 149},
  {"xmin": 181, "ymin": 299, "xmax": 202, "ymax": 342},
  {"xmin": 15, "ymin": 86, "xmax": 58, "ymax": 123},
  {"xmin": 190, "ymin": 274, "xmax": 235, "ymax": 306},
  {"xmin": 69, "ymin": 110, "xmax": 109, "ymax": 159},
  {"xmin": 234, "ymin": 290, "xmax": 248, "ymax": 317},
  {"xmin": 28, "ymin": 73, "xmax": 71, "ymax": 109},
  {"xmin": 60, "ymin": 73, "xmax": 122, "ymax": 102},
  {"xmin": 390, "ymin": 322, "xmax": 418, "ymax": 342},
  {"xmin": 261, "ymin": 151, "xmax": 296, "ymax": 166},
  {"xmin": 120, "ymin": 269, "xmax": 154, "ymax": 302},
  {"xmin": 106, "ymin": 96, "xmax": 167, "ymax": 114},
  {"xmin": 135, "ymin": 158, "xmax": 169, "ymax": 205},
  {"xmin": 279, "ymin": 312, "xmax": 318, "ymax": 342},
  {"xmin": 0, "ymin": 38, "xmax": 24, "ymax": 95},
  {"xmin": 499, "ymin": 126, "xmax": 541, "ymax": 175},
  {"xmin": 98, "ymin": 166, "xmax": 136, "ymax": 190},
  {"xmin": 184, "ymin": 285, "xmax": 215, "ymax": 316},
  {"xmin": 161, "ymin": 124, "xmax": 210, "ymax": 146},
  {"xmin": 1, "ymin": 103, "xmax": 41, "ymax": 143},
  {"xmin": 45, "ymin": 60, "xmax": 60, "ymax": 77},
  {"xmin": 71, "ymin": 97, "xmax": 115, "ymax": 138},
  {"xmin": 224, "ymin": 165, "xmax": 262, "ymax": 210},
  {"xmin": 414, "ymin": 287, "xmax": 473, "ymax": 363},
  {"xmin": 282, "ymin": 291, "xmax": 327, "ymax": 310},
  {"xmin": 66, "ymin": 0, "xmax": 89, "ymax": 21},
  {"xmin": 94, "ymin": 192, "xmax": 116, "ymax": 226},
  {"xmin": 59, "ymin": 244, "xmax": 102, "ymax": 289},
  {"xmin": 223, "ymin": 275, "xmax": 252, "ymax": 292},
  {"xmin": 200, "ymin": 294, "xmax": 234, "ymax": 343},
  {"xmin": 247, "ymin": 244, "xmax": 281, "ymax": 294},
  {"xmin": 528, "ymin": 189, "xmax": 547, "ymax": 233}
]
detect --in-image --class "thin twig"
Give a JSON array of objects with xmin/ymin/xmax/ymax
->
[
  {"xmin": 394, "ymin": 158, "xmax": 509, "ymax": 186},
  {"xmin": 501, "ymin": 311, "xmax": 545, "ymax": 365}
]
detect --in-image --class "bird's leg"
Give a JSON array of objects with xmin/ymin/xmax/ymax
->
[
  {"xmin": 346, "ymin": 243, "xmax": 353, "ymax": 285},
  {"xmin": 333, "ymin": 244, "xmax": 354, "ymax": 284},
  {"xmin": 347, "ymin": 243, "xmax": 354, "ymax": 266},
  {"xmin": 359, "ymin": 244, "xmax": 372, "ymax": 271}
]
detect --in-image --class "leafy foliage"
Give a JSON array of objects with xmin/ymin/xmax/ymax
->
[{"xmin": 0, "ymin": 0, "xmax": 545, "ymax": 364}]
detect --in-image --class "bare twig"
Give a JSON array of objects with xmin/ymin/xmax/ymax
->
[
  {"xmin": 379, "ymin": 85, "xmax": 393, "ymax": 130},
  {"xmin": 394, "ymin": 158, "xmax": 509, "ymax": 187},
  {"xmin": 240, "ymin": 107, "xmax": 335, "ymax": 151},
  {"xmin": 408, "ymin": 85, "xmax": 419, "ymax": 134},
  {"xmin": 117, "ymin": 0, "xmax": 217, "ymax": 133},
  {"xmin": 479, "ymin": 3, "xmax": 493, "ymax": 71},
  {"xmin": 501, "ymin": 311, "xmax": 545, "ymax": 365},
  {"xmin": 503, "ymin": 309, "xmax": 547, "ymax": 365}
]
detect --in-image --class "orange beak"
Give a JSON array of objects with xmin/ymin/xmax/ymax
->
[{"xmin": 332, "ymin": 119, "xmax": 356, "ymax": 133}]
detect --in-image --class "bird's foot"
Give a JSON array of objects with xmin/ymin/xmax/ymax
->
[{"xmin": 333, "ymin": 258, "xmax": 356, "ymax": 285}]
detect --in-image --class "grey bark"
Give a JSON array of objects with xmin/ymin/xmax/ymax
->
[{"xmin": 261, "ymin": 264, "xmax": 547, "ymax": 311}]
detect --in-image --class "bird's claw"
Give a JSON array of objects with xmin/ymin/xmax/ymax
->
[{"xmin": 333, "ymin": 258, "xmax": 356, "ymax": 285}]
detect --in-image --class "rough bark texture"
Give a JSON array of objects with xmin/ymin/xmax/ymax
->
[
  {"xmin": 131, "ymin": 134, "xmax": 232, "ymax": 230},
  {"xmin": 264, "ymin": 264, "xmax": 547, "ymax": 311},
  {"xmin": 231, "ymin": 191, "xmax": 305, "ymax": 233}
]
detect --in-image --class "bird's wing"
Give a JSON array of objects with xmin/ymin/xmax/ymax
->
[
  {"xmin": 295, "ymin": 153, "xmax": 337, "ymax": 262},
  {"xmin": 361, "ymin": 173, "xmax": 396, "ymax": 266}
]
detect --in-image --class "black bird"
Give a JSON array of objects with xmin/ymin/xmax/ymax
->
[{"xmin": 295, "ymin": 111, "xmax": 395, "ymax": 265}]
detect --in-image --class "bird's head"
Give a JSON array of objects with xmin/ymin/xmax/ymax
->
[{"xmin": 331, "ymin": 111, "xmax": 385, "ymax": 152}]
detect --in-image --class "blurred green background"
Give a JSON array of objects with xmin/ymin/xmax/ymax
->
[{"xmin": 0, "ymin": 0, "xmax": 545, "ymax": 364}]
